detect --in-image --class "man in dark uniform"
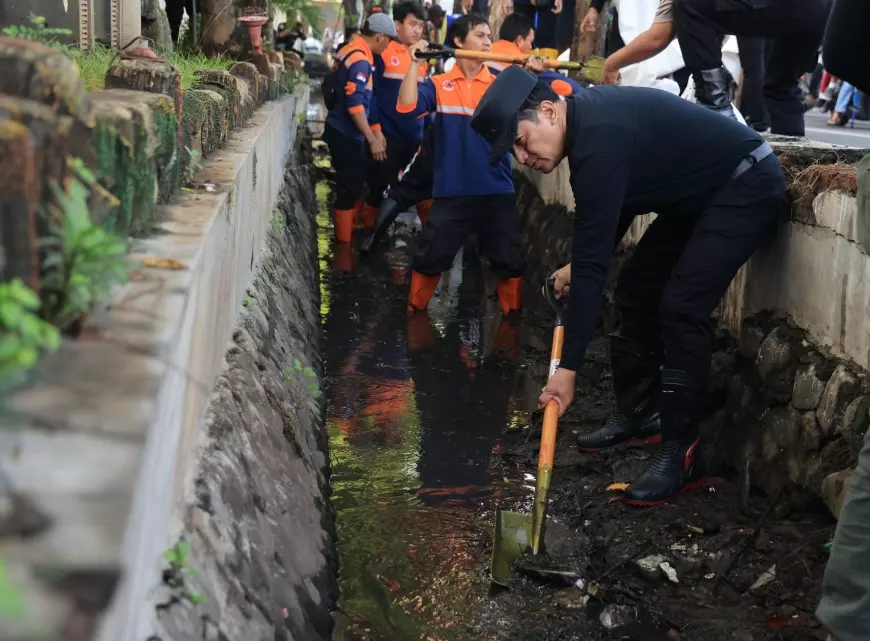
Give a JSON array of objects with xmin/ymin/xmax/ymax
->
[
  {"xmin": 672, "ymin": 0, "xmax": 831, "ymax": 136},
  {"xmin": 471, "ymin": 66, "xmax": 786, "ymax": 505}
]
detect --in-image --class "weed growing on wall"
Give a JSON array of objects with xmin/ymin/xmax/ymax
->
[
  {"xmin": 0, "ymin": 559, "xmax": 24, "ymax": 617},
  {"xmin": 1, "ymin": 13, "xmax": 71, "ymax": 46},
  {"xmin": 40, "ymin": 159, "xmax": 129, "ymax": 328},
  {"xmin": 72, "ymin": 43, "xmax": 115, "ymax": 91},
  {"xmin": 243, "ymin": 289, "xmax": 257, "ymax": 309},
  {"xmin": 162, "ymin": 540, "xmax": 207, "ymax": 605},
  {"xmin": 271, "ymin": 209, "xmax": 286, "ymax": 234},
  {"xmin": 183, "ymin": 146, "xmax": 203, "ymax": 186},
  {"xmin": 285, "ymin": 359, "xmax": 321, "ymax": 398},
  {"xmin": 0, "ymin": 280, "xmax": 61, "ymax": 391}
]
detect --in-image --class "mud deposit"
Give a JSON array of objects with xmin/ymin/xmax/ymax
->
[
  {"xmin": 312, "ymin": 138, "xmax": 836, "ymax": 641},
  {"xmin": 500, "ymin": 307, "xmax": 836, "ymax": 641}
]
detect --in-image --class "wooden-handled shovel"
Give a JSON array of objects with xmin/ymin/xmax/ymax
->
[
  {"xmin": 414, "ymin": 46, "xmax": 605, "ymax": 84},
  {"xmin": 491, "ymin": 276, "xmax": 565, "ymax": 586}
]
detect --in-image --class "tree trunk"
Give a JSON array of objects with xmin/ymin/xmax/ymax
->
[
  {"xmin": 489, "ymin": 0, "xmax": 513, "ymax": 47},
  {"xmin": 571, "ymin": 0, "xmax": 607, "ymax": 62}
]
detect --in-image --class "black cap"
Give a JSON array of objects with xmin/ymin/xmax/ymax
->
[{"xmin": 471, "ymin": 65, "xmax": 538, "ymax": 166}]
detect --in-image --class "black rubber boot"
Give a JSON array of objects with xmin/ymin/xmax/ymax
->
[
  {"xmin": 623, "ymin": 369, "xmax": 707, "ymax": 506},
  {"xmin": 577, "ymin": 335, "xmax": 662, "ymax": 452},
  {"xmin": 360, "ymin": 197, "xmax": 404, "ymax": 255},
  {"xmin": 694, "ymin": 67, "xmax": 737, "ymax": 120}
]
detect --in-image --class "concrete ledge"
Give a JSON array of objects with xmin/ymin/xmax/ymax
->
[{"xmin": 1, "ymin": 87, "xmax": 309, "ymax": 641}]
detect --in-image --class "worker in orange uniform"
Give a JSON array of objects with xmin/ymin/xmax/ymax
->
[
  {"xmin": 323, "ymin": 13, "xmax": 395, "ymax": 244},
  {"xmin": 363, "ymin": 14, "xmax": 577, "ymax": 256},
  {"xmin": 488, "ymin": 13, "xmax": 582, "ymax": 96},
  {"xmin": 362, "ymin": 1, "xmax": 432, "ymax": 230},
  {"xmin": 396, "ymin": 13, "xmax": 527, "ymax": 316}
]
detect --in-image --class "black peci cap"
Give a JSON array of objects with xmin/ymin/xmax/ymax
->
[{"xmin": 471, "ymin": 65, "xmax": 538, "ymax": 166}]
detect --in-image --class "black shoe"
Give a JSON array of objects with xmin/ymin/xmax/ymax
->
[
  {"xmin": 623, "ymin": 369, "xmax": 706, "ymax": 506},
  {"xmin": 576, "ymin": 411, "xmax": 661, "ymax": 452},
  {"xmin": 577, "ymin": 334, "xmax": 662, "ymax": 452},
  {"xmin": 360, "ymin": 197, "xmax": 403, "ymax": 255},
  {"xmin": 694, "ymin": 67, "xmax": 736, "ymax": 120}
]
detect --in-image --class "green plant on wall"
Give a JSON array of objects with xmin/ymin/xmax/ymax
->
[
  {"xmin": 40, "ymin": 158, "xmax": 129, "ymax": 328},
  {"xmin": 0, "ymin": 280, "xmax": 61, "ymax": 391},
  {"xmin": 0, "ymin": 559, "xmax": 24, "ymax": 617},
  {"xmin": 285, "ymin": 359, "xmax": 321, "ymax": 398},
  {"xmin": 243, "ymin": 289, "xmax": 257, "ymax": 309},
  {"xmin": 163, "ymin": 540, "xmax": 207, "ymax": 605},
  {"xmin": 183, "ymin": 146, "xmax": 203, "ymax": 186},
  {"xmin": 1, "ymin": 13, "xmax": 72, "ymax": 47}
]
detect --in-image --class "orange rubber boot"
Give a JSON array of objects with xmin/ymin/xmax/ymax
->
[
  {"xmin": 334, "ymin": 208, "xmax": 355, "ymax": 243},
  {"xmin": 353, "ymin": 200, "xmax": 365, "ymax": 228},
  {"xmin": 497, "ymin": 277, "xmax": 522, "ymax": 315},
  {"xmin": 493, "ymin": 320, "xmax": 519, "ymax": 359},
  {"xmin": 407, "ymin": 314, "xmax": 437, "ymax": 351},
  {"xmin": 416, "ymin": 199, "xmax": 433, "ymax": 227},
  {"xmin": 408, "ymin": 271, "xmax": 441, "ymax": 313},
  {"xmin": 332, "ymin": 242, "xmax": 356, "ymax": 273},
  {"xmin": 361, "ymin": 203, "xmax": 379, "ymax": 230}
]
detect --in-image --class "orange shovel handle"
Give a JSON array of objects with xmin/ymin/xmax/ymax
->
[{"xmin": 538, "ymin": 324, "xmax": 564, "ymax": 472}]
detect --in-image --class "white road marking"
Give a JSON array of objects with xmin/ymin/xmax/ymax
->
[{"xmin": 805, "ymin": 126, "xmax": 870, "ymax": 139}]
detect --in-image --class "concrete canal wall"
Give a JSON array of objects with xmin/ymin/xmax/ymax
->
[{"xmin": 0, "ymin": 42, "xmax": 335, "ymax": 641}]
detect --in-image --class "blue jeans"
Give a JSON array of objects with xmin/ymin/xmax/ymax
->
[{"xmin": 835, "ymin": 81, "xmax": 861, "ymax": 113}]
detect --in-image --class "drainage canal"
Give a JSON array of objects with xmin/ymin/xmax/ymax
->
[{"xmin": 307, "ymin": 109, "xmax": 835, "ymax": 641}]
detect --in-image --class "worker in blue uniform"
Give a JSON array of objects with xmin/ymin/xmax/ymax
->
[
  {"xmin": 362, "ymin": 1, "xmax": 432, "ymax": 230},
  {"xmin": 397, "ymin": 14, "xmax": 526, "ymax": 316},
  {"xmin": 362, "ymin": 13, "xmax": 579, "ymax": 255},
  {"xmin": 472, "ymin": 66, "xmax": 786, "ymax": 505},
  {"xmin": 323, "ymin": 13, "xmax": 394, "ymax": 243}
]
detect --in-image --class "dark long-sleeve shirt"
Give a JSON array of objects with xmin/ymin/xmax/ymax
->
[
  {"xmin": 823, "ymin": 0, "xmax": 870, "ymax": 96},
  {"xmin": 560, "ymin": 86, "xmax": 763, "ymax": 371}
]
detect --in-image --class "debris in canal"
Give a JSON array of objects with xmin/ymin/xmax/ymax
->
[
  {"xmin": 750, "ymin": 564, "xmax": 777, "ymax": 590},
  {"xmin": 515, "ymin": 555, "xmax": 582, "ymax": 586},
  {"xmin": 599, "ymin": 604, "xmax": 637, "ymax": 630}
]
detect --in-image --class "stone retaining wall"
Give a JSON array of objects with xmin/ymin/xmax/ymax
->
[
  {"xmin": 0, "ymin": 37, "xmax": 329, "ymax": 641},
  {"xmin": 150, "ymin": 150, "xmax": 336, "ymax": 641},
  {"xmin": 514, "ymin": 137, "xmax": 870, "ymax": 520}
]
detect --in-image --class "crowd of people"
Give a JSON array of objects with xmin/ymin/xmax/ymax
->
[{"xmin": 321, "ymin": 0, "xmax": 869, "ymax": 638}]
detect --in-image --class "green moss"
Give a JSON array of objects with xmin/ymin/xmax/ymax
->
[
  {"xmin": 153, "ymin": 110, "xmax": 180, "ymax": 202},
  {"xmin": 192, "ymin": 82, "xmax": 236, "ymax": 132},
  {"xmin": 181, "ymin": 91, "xmax": 207, "ymax": 174},
  {"xmin": 91, "ymin": 102, "xmax": 159, "ymax": 237},
  {"xmin": 92, "ymin": 118, "xmax": 133, "ymax": 232}
]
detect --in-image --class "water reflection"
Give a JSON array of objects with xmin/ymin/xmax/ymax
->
[{"xmin": 319, "ymin": 190, "xmax": 528, "ymax": 640}]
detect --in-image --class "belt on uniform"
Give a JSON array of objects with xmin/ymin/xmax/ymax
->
[{"xmin": 731, "ymin": 141, "xmax": 774, "ymax": 180}]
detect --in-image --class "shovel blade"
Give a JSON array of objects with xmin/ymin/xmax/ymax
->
[
  {"xmin": 580, "ymin": 56, "xmax": 606, "ymax": 84},
  {"xmin": 491, "ymin": 508, "xmax": 532, "ymax": 587}
]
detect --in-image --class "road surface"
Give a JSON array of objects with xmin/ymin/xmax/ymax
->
[{"xmin": 804, "ymin": 109, "xmax": 870, "ymax": 148}]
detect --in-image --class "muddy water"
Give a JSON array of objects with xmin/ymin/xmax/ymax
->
[{"xmin": 313, "ymin": 166, "xmax": 603, "ymax": 640}]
